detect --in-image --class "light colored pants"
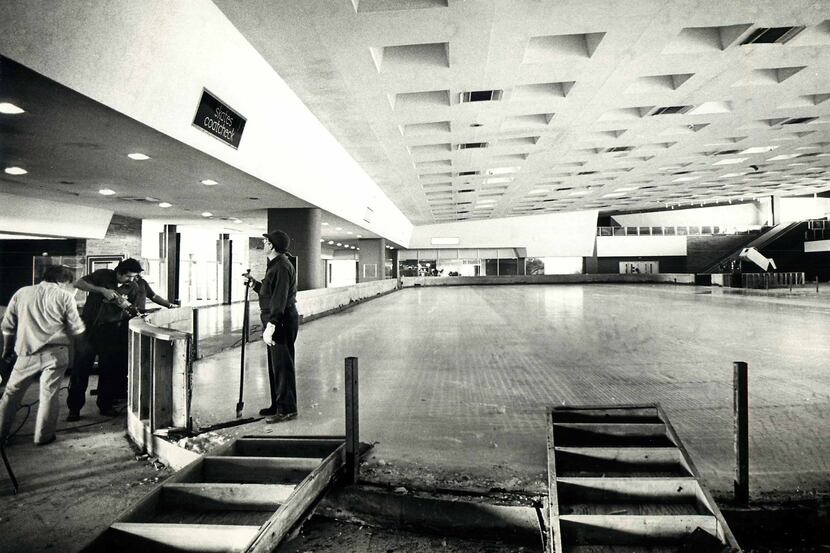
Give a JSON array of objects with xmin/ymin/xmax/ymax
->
[{"xmin": 0, "ymin": 345, "xmax": 68, "ymax": 445}]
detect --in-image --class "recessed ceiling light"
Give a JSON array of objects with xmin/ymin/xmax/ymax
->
[
  {"xmin": 336, "ymin": 242, "xmax": 342, "ymax": 246},
  {"xmin": 98, "ymin": 188, "xmax": 116, "ymax": 195},
  {"xmin": 127, "ymin": 152, "xmax": 150, "ymax": 160},
  {"xmin": 201, "ymin": 179, "xmax": 218, "ymax": 186},
  {"xmin": 4, "ymin": 166, "xmax": 27, "ymax": 175},
  {"xmin": 356, "ymin": 234, "xmax": 362, "ymax": 238},
  {"xmin": 201, "ymin": 212, "xmax": 213, "ymax": 217},
  {"xmin": 346, "ymin": 231, "xmax": 353, "ymax": 234},
  {"xmin": 158, "ymin": 202, "xmax": 172, "ymax": 208},
  {"xmin": 0, "ymin": 102, "xmax": 25, "ymax": 114},
  {"xmin": 328, "ymin": 240, "xmax": 334, "ymax": 245},
  {"xmin": 713, "ymin": 158, "xmax": 748, "ymax": 166},
  {"xmin": 335, "ymin": 227, "xmax": 343, "ymax": 231},
  {"xmin": 322, "ymin": 222, "xmax": 329, "ymax": 226},
  {"xmin": 740, "ymin": 146, "xmax": 777, "ymax": 155}
]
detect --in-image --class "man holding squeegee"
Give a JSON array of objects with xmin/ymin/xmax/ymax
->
[{"xmin": 243, "ymin": 230, "xmax": 299, "ymax": 423}]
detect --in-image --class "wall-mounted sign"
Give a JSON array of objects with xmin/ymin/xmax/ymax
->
[{"xmin": 192, "ymin": 89, "xmax": 246, "ymax": 149}]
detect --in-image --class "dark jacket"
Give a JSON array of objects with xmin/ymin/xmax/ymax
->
[{"xmin": 253, "ymin": 254, "xmax": 297, "ymax": 326}]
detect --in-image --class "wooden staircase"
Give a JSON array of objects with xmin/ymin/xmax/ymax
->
[
  {"xmin": 81, "ymin": 435, "xmax": 360, "ymax": 553},
  {"xmin": 546, "ymin": 405, "xmax": 741, "ymax": 553}
]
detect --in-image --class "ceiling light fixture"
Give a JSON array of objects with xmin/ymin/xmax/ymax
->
[
  {"xmin": 328, "ymin": 240, "xmax": 334, "ymax": 245},
  {"xmin": 335, "ymin": 227, "xmax": 343, "ymax": 231},
  {"xmin": 158, "ymin": 202, "xmax": 172, "ymax": 208},
  {"xmin": 322, "ymin": 222, "xmax": 329, "ymax": 226},
  {"xmin": 201, "ymin": 212, "xmax": 213, "ymax": 217},
  {"xmin": 201, "ymin": 179, "xmax": 218, "ymax": 186},
  {"xmin": 0, "ymin": 102, "xmax": 25, "ymax": 114},
  {"xmin": 336, "ymin": 242, "xmax": 342, "ymax": 246},
  {"xmin": 98, "ymin": 188, "xmax": 116, "ymax": 196},
  {"xmin": 4, "ymin": 166, "xmax": 27, "ymax": 175},
  {"xmin": 127, "ymin": 152, "xmax": 150, "ymax": 160},
  {"xmin": 356, "ymin": 234, "xmax": 362, "ymax": 238}
]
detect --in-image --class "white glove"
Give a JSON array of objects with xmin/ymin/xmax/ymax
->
[{"xmin": 263, "ymin": 322, "xmax": 276, "ymax": 346}]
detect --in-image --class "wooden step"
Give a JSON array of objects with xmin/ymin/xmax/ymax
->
[
  {"xmin": 161, "ymin": 483, "xmax": 296, "ymax": 510},
  {"xmin": 556, "ymin": 477, "xmax": 712, "ymax": 517},
  {"xmin": 199, "ymin": 456, "xmax": 322, "ymax": 484},
  {"xmin": 554, "ymin": 447, "xmax": 692, "ymax": 477},
  {"xmin": 233, "ymin": 437, "xmax": 344, "ymax": 458},
  {"xmin": 553, "ymin": 423, "xmax": 675, "ymax": 448},
  {"xmin": 559, "ymin": 514, "xmax": 719, "ymax": 545},
  {"xmin": 109, "ymin": 522, "xmax": 259, "ymax": 552}
]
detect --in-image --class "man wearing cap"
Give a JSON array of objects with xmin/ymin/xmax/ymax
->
[{"xmin": 244, "ymin": 230, "xmax": 299, "ymax": 423}]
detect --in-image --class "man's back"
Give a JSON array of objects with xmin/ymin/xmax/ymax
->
[{"xmin": 2, "ymin": 282, "xmax": 85, "ymax": 355}]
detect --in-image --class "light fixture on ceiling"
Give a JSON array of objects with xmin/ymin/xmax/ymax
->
[
  {"xmin": 336, "ymin": 242, "xmax": 342, "ymax": 246},
  {"xmin": 127, "ymin": 152, "xmax": 150, "ymax": 160},
  {"xmin": 328, "ymin": 240, "xmax": 334, "ymax": 245},
  {"xmin": 335, "ymin": 227, "xmax": 343, "ymax": 231},
  {"xmin": 98, "ymin": 188, "xmax": 116, "ymax": 196},
  {"xmin": 346, "ymin": 231, "xmax": 353, "ymax": 234},
  {"xmin": 0, "ymin": 102, "xmax": 25, "ymax": 114},
  {"xmin": 201, "ymin": 211, "xmax": 213, "ymax": 217},
  {"xmin": 201, "ymin": 179, "xmax": 218, "ymax": 186},
  {"xmin": 158, "ymin": 202, "xmax": 172, "ymax": 208},
  {"xmin": 322, "ymin": 222, "xmax": 329, "ymax": 226},
  {"xmin": 356, "ymin": 234, "xmax": 362, "ymax": 238},
  {"xmin": 4, "ymin": 166, "xmax": 27, "ymax": 175}
]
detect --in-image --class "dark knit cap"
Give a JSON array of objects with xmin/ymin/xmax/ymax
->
[{"xmin": 263, "ymin": 230, "xmax": 290, "ymax": 253}]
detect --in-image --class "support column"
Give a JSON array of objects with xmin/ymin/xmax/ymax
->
[
  {"xmin": 358, "ymin": 238, "xmax": 386, "ymax": 282},
  {"xmin": 218, "ymin": 234, "xmax": 232, "ymax": 304},
  {"xmin": 770, "ymin": 195, "xmax": 782, "ymax": 226},
  {"xmin": 266, "ymin": 208, "xmax": 322, "ymax": 291},
  {"xmin": 161, "ymin": 225, "xmax": 180, "ymax": 303}
]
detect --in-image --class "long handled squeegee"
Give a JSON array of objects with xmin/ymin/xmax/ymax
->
[{"xmin": 236, "ymin": 270, "xmax": 251, "ymax": 418}]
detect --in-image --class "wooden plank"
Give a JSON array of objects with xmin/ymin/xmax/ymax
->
[
  {"xmin": 151, "ymin": 339, "xmax": 174, "ymax": 432},
  {"xmin": 244, "ymin": 444, "xmax": 346, "ymax": 553},
  {"xmin": 656, "ymin": 405, "xmax": 742, "ymax": 550},
  {"xmin": 171, "ymin": 338, "xmax": 190, "ymax": 430},
  {"xmin": 109, "ymin": 522, "xmax": 258, "ymax": 552},
  {"xmin": 554, "ymin": 447, "xmax": 690, "ymax": 478},
  {"xmin": 551, "ymin": 406, "xmax": 660, "ymax": 424},
  {"xmin": 202, "ymin": 456, "xmax": 321, "ymax": 484},
  {"xmin": 138, "ymin": 334, "xmax": 153, "ymax": 420},
  {"xmin": 556, "ymin": 478, "xmax": 706, "ymax": 517},
  {"xmin": 547, "ymin": 409, "xmax": 564, "ymax": 553},
  {"xmin": 161, "ymin": 483, "xmax": 295, "ymax": 510},
  {"xmin": 553, "ymin": 423, "xmax": 675, "ymax": 448},
  {"xmin": 234, "ymin": 437, "xmax": 343, "ymax": 458},
  {"xmin": 559, "ymin": 514, "xmax": 718, "ymax": 545}
]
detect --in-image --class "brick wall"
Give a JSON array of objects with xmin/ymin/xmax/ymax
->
[{"xmin": 76, "ymin": 214, "xmax": 142, "ymax": 260}]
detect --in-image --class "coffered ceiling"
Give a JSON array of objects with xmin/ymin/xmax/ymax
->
[{"xmin": 214, "ymin": 0, "xmax": 830, "ymax": 225}]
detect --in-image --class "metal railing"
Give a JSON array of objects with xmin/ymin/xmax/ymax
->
[
  {"xmin": 597, "ymin": 225, "xmax": 764, "ymax": 237},
  {"xmin": 805, "ymin": 219, "xmax": 830, "ymax": 242},
  {"xmin": 742, "ymin": 272, "xmax": 805, "ymax": 289}
]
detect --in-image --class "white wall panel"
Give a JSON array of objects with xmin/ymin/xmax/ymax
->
[
  {"xmin": 408, "ymin": 211, "xmax": 599, "ymax": 257},
  {"xmin": 0, "ymin": 192, "xmax": 112, "ymax": 239},
  {"xmin": 596, "ymin": 236, "xmax": 687, "ymax": 257}
]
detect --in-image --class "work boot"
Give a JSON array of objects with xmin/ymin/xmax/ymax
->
[
  {"xmin": 259, "ymin": 406, "xmax": 277, "ymax": 416},
  {"xmin": 265, "ymin": 412, "xmax": 297, "ymax": 424},
  {"xmin": 66, "ymin": 410, "xmax": 81, "ymax": 422}
]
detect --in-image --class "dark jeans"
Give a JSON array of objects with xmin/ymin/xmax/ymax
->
[
  {"xmin": 263, "ymin": 307, "xmax": 299, "ymax": 414},
  {"xmin": 67, "ymin": 320, "xmax": 129, "ymax": 412}
]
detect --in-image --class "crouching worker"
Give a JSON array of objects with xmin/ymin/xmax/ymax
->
[{"xmin": 0, "ymin": 265, "xmax": 85, "ymax": 445}]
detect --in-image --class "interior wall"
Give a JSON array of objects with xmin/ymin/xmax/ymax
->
[
  {"xmin": 79, "ymin": 214, "xmax": 142, "ymax": 260},
  {"xmin": 0, "ymin": 192, "xmax": 112, "ymax": 238},
  {"xmin": 611, "ymin": 201, "xmax": 770, "ymax": 229},
  {"xmin": 778, "ymin": 197, "xmax": 830, "ymax": 223},
  {"xmin": 408, "ymin": 210, "xmax": 599, "ymax": 257}
]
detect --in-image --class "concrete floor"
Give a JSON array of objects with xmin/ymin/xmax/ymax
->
[
  {"xmin": 1, "ymin": 282, "xmax": 828, "ymax": 552},
  {"xmin": 192, "ymin": 283, "xmax": 830, "ymax": 502}
]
